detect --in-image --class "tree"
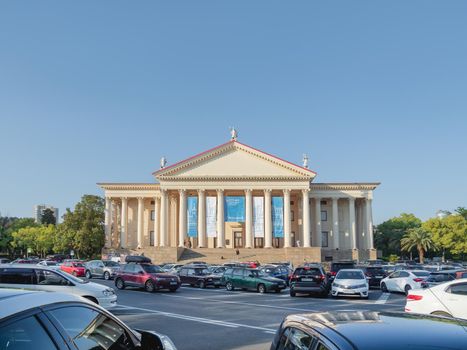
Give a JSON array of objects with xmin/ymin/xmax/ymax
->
[
  {"xmin": 58, "ymin": 195, "xmax": 104, "ymax": 258},
  {"xmin": 424, "ymin": 215, "xmax": 467, "ymax": 260},
  {"xmin": 400, "ymin": 227, "xmax": 436, "ymax": 264},
  {"xmin": 0, "ymin": 217, "xmax": 37, "ymax": 255},
  {"xmin": 41, "ymin": 208, "xmax": 56, "ymax": 225},
  {"xmin": 455, "ymin": 207, "xmax": 467, "ymax": 220},
  {"xmin": 375, "ymin": 213, "xmax": 422, "ymax": 257},
  {"xmin": 10, "ymin": 225, "xmax": 55, "ymax": 258}
]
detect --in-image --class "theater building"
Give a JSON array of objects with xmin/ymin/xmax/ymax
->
[{"xmin": 99, "ymin": 135, "xmax": 379, "ymax": 265}]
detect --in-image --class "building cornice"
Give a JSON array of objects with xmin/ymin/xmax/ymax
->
[
  {"xmin": 310, "ymin": 183, "xmax": 380, "ymax": 191},
  {"xmin": 157, "ymin": 175, "xmax": 312, "ymax": 182},
  {"xmin": 97, "ymin": 183, "xmax": 160, "ymax": 191}
]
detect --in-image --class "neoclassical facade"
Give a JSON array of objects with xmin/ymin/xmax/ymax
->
[{"xmin": 99, "ymin": 138, "xmax": 379, "ymax": 264}]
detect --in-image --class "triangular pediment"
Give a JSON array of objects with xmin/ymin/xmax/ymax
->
[{"xmin": 154, "ymin": 141, "xmax": 316, "ymax": 180}]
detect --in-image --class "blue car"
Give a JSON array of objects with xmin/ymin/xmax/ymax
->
[{"xmin": 259, "ymin": 265, "xmax": 291, "ymax": 285}]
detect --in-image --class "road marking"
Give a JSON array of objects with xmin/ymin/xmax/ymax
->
[
  {"xmin": 374, "ymin": 293, "xmax": 391, "ymax": 304},
  {"xmin": 117, "ymin": 304, "xmax": 276, "ymax": 333}
]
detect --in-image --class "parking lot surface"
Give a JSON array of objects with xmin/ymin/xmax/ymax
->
[{"xmin": 94, "ymin": 279, "xmax": 407, "ymax": 350}]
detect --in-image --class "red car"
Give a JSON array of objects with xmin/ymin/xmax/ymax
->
[
  {"xmin": 115, "ymin": 262, "xmax": 181, "ymax": 292},
  {"xmin": 60, "ymin": 260, "xmax": 86, "ymax": 277}
]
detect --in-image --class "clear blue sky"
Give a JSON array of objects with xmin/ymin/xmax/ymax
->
[{"xmin": 1, "ymin": 1, "xmax": 466, "ymax": 224}]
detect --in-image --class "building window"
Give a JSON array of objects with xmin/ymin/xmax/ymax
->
[
  {"xmin": 321, "ymin": 210, "xmax": 327, "ymax": 221},
  {"xmin": 151, "ymin": 210, "xmax": 155, "ymax": 221},
  {"xmin": 149, "ymin": 231, "xmax": 155, "ymax": 246},
  {"xmin": 322, "ymin": 231, "xmax": 329, "ymax": 247},
  {"xmin": 254, "ymin": 238, "xmax": 264, "ymax": 248},
  {"xmin": 320, "ymin": 200, "xmax": 327, "ymax": 205},
  {"xmin": 291, "ymin": 210, "xmax": 295, "ymax": 221}
]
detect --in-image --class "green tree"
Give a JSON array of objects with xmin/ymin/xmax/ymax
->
[
  {"xmin": 41, "ymin": 208, "xmax": 56, "ymax": 225},
  {"xmin": 10, "ymin": 225, "xmax": 55, "ymax": 258},
  {"xmin": 58, "ymin": 195, "xmax": 104, "ymax": 258},
  {"xmin": 424, "ymin": 215, "xmax": 467, "ymax": 260},
  {"xmin": 1, "ymin": 217, "xmax": 37, "ymax": 256},
  {"xmin": 455, "ymin": 207, "xmax": 467, "ymax": 220},
  {"xmin": 375, "ymin": 213, "xmax": 422, "ymax": 257},
  {"xmin": 400, "ymin": 227, "xmax": 436, "ymax": 264}
]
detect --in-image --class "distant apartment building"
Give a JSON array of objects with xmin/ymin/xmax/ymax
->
[{"xmin": 34, "ymin": 205, "xmax": 59, "ymax": 224}]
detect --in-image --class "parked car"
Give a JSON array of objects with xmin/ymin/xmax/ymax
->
[
  {"xmin": 36, "ymin": 260, "xmax": 60, "ymax": 270},
  {"xmin": 115, "ymin": 261, "xmax": 181, "ymax": 292},
  {"xmin": 270, "ymin": 311, "xmax": 467, "ymax": 350},
  {"xmin": 421, "ymin": 269, "xmax": 458, "ymax": 288},
  {"xmin": 222, "ymin": 267, "xmax": 286, "ymax": 293},
  {"xmin": 161, "ymin": 263, "xmax": 184, "ymax": 272},
  {"xmin": 380, "ymin": 270, "xmax": 430, "ymax": 295},
  {"xmin": 258, "ymin": 265, "xmax": 291, "ymax": 285},
  {"xmin": 85, "ymin": 259, "xmax": 121, "ymax": 280},
  {"xmin": 178, "ymin": 265, "xmax": 222, "ymax": 288},
  {"xmin": 329, "ymin": 261, "xmax": 355, "ymax": 280},
  {"xmin": 357, "ymin": 265, "xmax": 387, "ymax": 288},
  {"xmin": 208, "ymin": 265, "xmax": 228, "ymax": 275},
  {"xmin": 10, "ymin": 258, "xmax": 40, "ymax": 264},
  {"xmin": 0, "ymin": 258, "xmax": 10, "ymax": 264},
  {"xmin": 406, "ymin": 279, "xmax": 467, "ymax": 319},
  {"xmin": 331, "ymin": 269, "xmax": 369, "ymax": 299},
  {"xmin": 289, "ymin": 264, "xmax": 329, "ymax": 297},
  {"xmin": 60, "ymin": 260, "xmax": 86, "ymax": 277},
  {"xmin": 0, "ymin": 265, "xmax": 117, "ymax": 308},
  {"xmin": 46, "ymin": 253, "xmax": 68, "ymax": 262},
  {"xmin": 0, "ymin": 288, "xmax": 177, "ymax": 350},
  {"xmin": 455, "ymin": 269, "xmax": 467, "ymax": 279}
]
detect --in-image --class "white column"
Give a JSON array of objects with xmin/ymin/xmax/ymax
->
[
  {"xmin": 332, "ymin": 198, "xmax": 339, "ymax": 249},
  {"xmin": 104, "ymin": 197, "xmax": 112, "ymax": 248},
  {"xmin": 366, "ymin": 198, "xmax": 374, "ymax": 249},
  {"xmin": 178, "ymin": 190, "xmax": 187, "ymax": 248},
  {"xmin": 302, "ymin": 189, "xmax": 311, "ymax": 247},
  {"xmin": 245, "ymin": 189, "xmax": 253, "ymax": 248},
  {"xmin": 154, "ymin": 196, "xmax": 160, "ymax": 246},
  {"xmin": 283, "ymin": 189, "xmax": 291, "ymax": 248},
  {"xmin": 120, "ymin": 197, "xmax": 128, "ymax": 249},
  {"xmin": 159, "ymin": 190, "xmax": 168, "ymax": 247},
  {"xmin": 349, "ymin": 197, "xmax": 356, "ymax": 249},
  {"xmin": 314, "ymin": 197, "xmax": 322, "ymax": 247},
  {"xmin": 198, "ymin": 189, "xmax": 206, "ymax": 248},
  {"xmin": 216, "ymin": 189, "xmax": 225, "ymax": 248},
  {"xmin": 137, "ymin": 197, "xmax": 144, "ymax": 248},
  {"xmin": 264, "ymin": 189, "xmax": 272, "ymax": 248}
]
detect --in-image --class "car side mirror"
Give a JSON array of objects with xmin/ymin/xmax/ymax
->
[
  {"xmin": 140, "ymin": 331, "xmax": 164, "ymax": 350},
  {"xmin": 138, "ymin": 270, "xmax": 144, "ymax": 275},
  {"xmin": 249, "ymin": 274, "xmax": 255, "ymax": 278}
]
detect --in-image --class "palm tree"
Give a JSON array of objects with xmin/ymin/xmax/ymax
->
[{"xmin": 400, "ymin": 228, "xmax": 436, "ymax": 264}]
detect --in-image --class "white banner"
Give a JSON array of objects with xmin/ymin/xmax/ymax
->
[
  {"xmin": 206, "ymin": 196, "xmax": 217, "ymax": 237},
  {"xmin": 253, "ymin": 196, "xmax": 264, "ymax": 237}
]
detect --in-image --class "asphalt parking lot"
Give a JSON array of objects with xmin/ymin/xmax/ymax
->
[{"xmin": 93, "ymin": 279, "xmax": 407, "ymax": 350}]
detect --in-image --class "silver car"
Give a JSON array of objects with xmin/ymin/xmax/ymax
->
[{"xmin": 85, "ymin": 260, "xmax": 121, "ymax": 280}]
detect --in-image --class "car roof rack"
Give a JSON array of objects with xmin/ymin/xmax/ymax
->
[{"xmin": 125, "ymin": 255, "xmax": 152, "ymax": 264}]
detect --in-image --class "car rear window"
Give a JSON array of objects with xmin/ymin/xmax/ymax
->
[
  {"xmin": 294, "ymin": 268, "xmax": 321, "ymax": 276},
  {"xmin": 413, "ymin": 271, "xmax": 430, "ymax": 277},
  {"xmin": 366, "ymin": 267, "xmax": 385, "ymax": 274},
  {"xmin": 332, "ymin": 263, "xmax": 354, "ymax": 271}
]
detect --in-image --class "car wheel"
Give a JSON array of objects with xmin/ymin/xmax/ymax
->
[
  {"xmin": 290, "ymin": 290, "xmax": 296, "ymax": 297},
  {"xmin": 226, "ymin": 282, "xmax": 234, "ymax": 291},
  {"xmin": 199, "ymin": 281, "xmax": 206, "ymax": 289},
  {"xmin": 431, "ymin": 311, "xmax": 452, "ymax": 317},
  {"xmin": 258, "ymin": 284, "xmax": 266, "ymax": 294},
  {"xmin": 85, "ymin": 270, "xmax": 92, "ymax": 279},
  {"xmin": 404, "ymin": 285, "xmax": 412, "ymax": 295},
  {"xmin": 275, "ymin": 289, "xmax": 281, "ymax": 293},
  {"xmin": 145, "ymin": 280, "xmax": 155, "ymax": 293},
  {"xmin": 103, "ymin": 271, "xmax": 111, "ymax": 280},
  {"xmin": 214, "ymin": 285, "xmax": 220, "ymax": 289},
  {"xmin": 115, "ymin": 278, "xmax": 125, "ymax": 290},
  {"xmin": 381, "ymin": 282, "xmax": 388, "ymax": 293},
  {"xmin": 169, "ymin": 288, "xmax": 177, "ymax": 293}
]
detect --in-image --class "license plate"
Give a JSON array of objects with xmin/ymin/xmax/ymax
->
[
  {"xmin": 342, "ymin": 290, "xmax": 355, "ymax": 294},
  {"xmin": 301, "ymin": 278, "xmax": 313, "ymax": 282},
  {"xmin": 170, "ymin": 281, "xmax": 178, "ymax": 285},
  {"xmin": 376, "ymin": 276, "xmax": 383, "ymax": 278}
]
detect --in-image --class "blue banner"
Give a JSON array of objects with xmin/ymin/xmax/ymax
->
[
  {"xmin": 224, "ymin": 196, "xmax": 245, "ymax": 222},
  {"xmin": 272, "ymin": 196, "xmax": 284, "ymax": 238},
  {"xmin": 187, "ymin": 196, "xmax": 198, "ymax": 237}
]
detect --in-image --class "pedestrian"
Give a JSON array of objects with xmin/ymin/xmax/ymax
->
[
  {"xmin": 188, "ymin": 240, "xmax": 192, "ymax": 248},
  {"xmin": 235, "ymin": 248, "xmax": 240, "ymax": 256}
]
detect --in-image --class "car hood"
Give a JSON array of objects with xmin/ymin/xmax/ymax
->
[
  {"xmin": 76, "ymin": 281, "xmax": 109, "ymax": 292},
  {"xmin": 334, "ymin": 279, "xmax": 366, "ymax": 286}
]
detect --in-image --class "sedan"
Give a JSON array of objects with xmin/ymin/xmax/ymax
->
[
  {"xmin": 405, "ymin": 279, "xmax": 467, "ymax": 319},
  {"xmin": 331, "ymin": 269, "xmax": 369, "ymax": 299},
  {"xmin": 60, "ymin": 260, "xmax": 86, "ymax": 277},
  {"xmin": 381, "ymin": 270, "xmax": 430, "ymax": 295}
]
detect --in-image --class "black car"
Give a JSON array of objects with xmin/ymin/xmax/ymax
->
[
  {"xmin": 289, "ymin": 265, "xmax": 329, "ymax": 297},
  {"xmin": 259, "ymin": 265, "xmax": 291, "ymax": 285},
  {"xmin": 178, "ymin": 265, "xmax": 222, "ymax": 288},
  {"xmin": 329, "ymin": 261, "xmax": 355, "ymax": 279},
  {"xmin": 421, "ymin": 270, "xmax": 458, "ymax": 288},
  {"xmin": 357, "ymin": 265, "xmax": 387, "ymax": 287},
  {"xmin": 270, "ymin": 311, "xmax": 467, "ymax": 350}
]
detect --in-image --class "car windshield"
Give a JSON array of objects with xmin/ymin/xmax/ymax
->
[
  {"xmin": 413, "ymin": 271, "xmax": 430, "ymax": 277},
  {"xmin": 46, "ymin": 261, "xmax": 58, "ymax": 266},
  {"xmin": 194, "ymin": 268, "xmax": 209, "ymax": 275},
  {"xmin": 249, "ymin": 270, "xmax": 265, "ymax": 278},
  {"xmin": 57, "ymin": 270, "xmax": 87, "ymax": 284},
  {"xmin": 72, "ymin": 263, "xmax": 84, "ymax": 267},
  {"xmin": 336, "ymin": 271, "xmax": 364, "ymax": 280},
  {"xmin": 332, "ymin": 263, "xmax": 354, "ymax": 271},
  {"xmin": 295, "ymin": 268, "xmax": 321, "ymax": 276},
  {"xmin": 103, "ymin": 261, "xmax": 119, "ymax": 267},
  {"xmin": 366, "ymin": 267, "xmax": 385, "ymax": 274},
  {"xmin": 142, "ymin": 264, "xmax": 162, "ymax": 273}
]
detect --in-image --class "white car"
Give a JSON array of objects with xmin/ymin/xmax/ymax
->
[
  {"xmin": 331, "ymin": 269, "xmax": 369, "ymax": 298},
  {"xmin": 0, "ymin": 264, "xmax": 117, "ymax": 309},
  {"xmin": 37, "ymin": 260, "xmax": 61, "ymax": 270},
  {"xmin": 405, "ymin": 279, "xmax": 467, "ymax": 319},
  {"xmin": 380, "ymin": 269, "xmax": 430, "ymax": 295}
]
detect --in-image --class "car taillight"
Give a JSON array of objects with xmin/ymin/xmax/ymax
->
[
  {"xmin": 290, "ymin": 275, "xmax": 299, "ymax": 281},
  {"xmin": 413, "ymin": 278, "xmax": 424, "ymax": 282},
  {"xmin": 407, "ymin": 294, "xmax": 423, "ymax": 301},
  {"xmin": 331, "ymin": 271, "xmax": 336, "ymax": 276},
  {"xmin": 319, "ymin": 274, "xmax": 326, "ymax": 281}
]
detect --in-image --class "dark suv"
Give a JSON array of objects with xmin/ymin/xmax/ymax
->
[
  {"xmin": 421, "ymin": 270, "xmax": 458, "ymax": 289},
  {"xmin": 289, "ymin": 265, "xmax": 329, "ymax": 297},
  {"xmin": 178, "ymin": 265, "xmax": 222, "ymax": 288},
  {"xmin": 114, "ymin": 261, "xmax": 180, "ymax": 292},
  {"xmin": 330, "ymin": 261, "xmax": 355, "ymax": 279},
  {"xmin": 357, "ymin": 265, "xmax": 387, "ymax": 287}
]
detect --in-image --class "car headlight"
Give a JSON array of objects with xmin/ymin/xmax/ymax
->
[
  {"xmin": 160, "ymin": 334, "xmax": 177, "ymax": 350},
  {"xmin": 354, "ymin": 284, "xmax": 367, "ymax": 289},
  {"xmin": 102, "ymin": 288, "xmax": 115, "ymax": 296},
  {"xmin": 333, "ymin": 283, "xmax": 342, "ymax": 288}
]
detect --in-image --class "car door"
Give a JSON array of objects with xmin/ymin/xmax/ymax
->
[
  {"xmin": 443, "ymin": 282, "xmax": 467, "ymax": 319},
  {"xmin": 34, "ymin": 269, "xmax": 74, "ymax": 294},
  {"xmin": 231, "ymin": 268, "xmax": 244, "ymax": 288},
  {"xmin": 0, "ymin": 267, "xmax": 36, "ymax": 291},
  {"xmin": 179, "ymin": 268, "xmax": 188, "ymax": 284},
  {"xmin": 385, "ymin": 271, "xmax": 400, "ymax": 291},
  {"xmin": 93, "ymin": 261, "xmax": 105, "ymax": 277},
  {"xmin": 396, "ymin": 271, "xmax": 410, "ymax": 291},
  {"xmin": 244, "ymin": 270, "xmax": 257, "ymax": 290},
  {"xmin": 133, "ymin": 264, "xmax": 145, "ymax": 286}
]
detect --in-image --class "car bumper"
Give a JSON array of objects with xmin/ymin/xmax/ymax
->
[
  {"xmin": 267, "ymin": 284, "xmax": 287, "ymax": 291},
  {"xmin": 291, "ymin": 285, "xmax": 327, "ymax": 294},
  {"xmin": 98, "ymin": 295, "xmax": 118, "ymax": 309},
  {"xmin": 155, "ymin": 280, "xmax": 181, "ymax": 290},
  {"xmin": 332, "ymin": 286, "xmax": 368, "ymax": 297}
]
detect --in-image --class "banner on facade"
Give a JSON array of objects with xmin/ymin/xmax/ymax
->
[
  {"xmin": 272, "ymin": 196, "xmax": 284, "ymax": 238},
  {"xmin": 253, "ymin": 196, "xmax": 264, "ymax": 237},
  {"xmin": 206, "ymin": 196, "xmax": 217, "ymax": 237},
  {"xmin": 187, "ymin": 196, "xmax": 198, "ymax": 237},
  {"xmin": 224, "ymin": 196, "xmax": 245, "ymax": 222}
]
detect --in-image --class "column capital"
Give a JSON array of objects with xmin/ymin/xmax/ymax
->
[
  {"xmin": 154, "ymin": 195, "xmax": 161, "ymax": 200},
  {"xmin": 264, "ymin": 189, "xmax": 272, "ymax": 193},
  {"xmin": 160, "ymin": 189, "xmax": 168, "ymax": 194},
  {"xmin": 312, "ymin": 196, "xmax": 321, "ymax": 201},
  {"xmin": 244, "ymin": 188, "xmax": 253, "ymax": 194},
  {"xmin": 216, "ymin": 189, "xmax": 224, "ymax": 194},
  {"xmin": 348, "ymin": 196, "xmax": 356, "ymax": 202},
  {"xmin": 105, "ymin": 196, "xmax": 112, "ymax": 200},
  {"xmin": 178, "ymin": 189, "xmax": 186, "ymax": 195},
  {"xmin": 121, "ymin": 197, "xmax": 128, "ymax": 202},
  {"xmin": 282, "ymin": 189, "xmax": 291, "ymax": 195},
  {"xmin": 137, "ymin": 197, "xmax": 144, "ymax": 201},
  {"xmin": 197, "ymin": 189, "xmax": 205, "ymax": 195}
]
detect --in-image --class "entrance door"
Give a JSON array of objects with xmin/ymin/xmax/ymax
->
[{"xmin": 234, "ymin": 231, "xmax": 243, "ymax": 248}]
